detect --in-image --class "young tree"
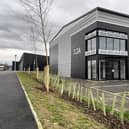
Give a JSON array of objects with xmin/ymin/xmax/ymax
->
[
  {"xmin": 30, "ymin": 24, "xmax": 39, "ymax": 80},
  {"xmin": 21, "ymin": 0, "xmax": 53, "ymax": 92}
]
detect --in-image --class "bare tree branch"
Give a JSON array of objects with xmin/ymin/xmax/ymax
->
[{"xmin": 20, "ymin": 0, "xmax": 54, "ymax": 92}]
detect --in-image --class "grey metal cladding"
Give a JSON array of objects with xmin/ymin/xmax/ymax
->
[
  {"xmin": 70, "ymin": 8, "xmax": 129, "ymax": 36},
  {"xmin": 51, "ymin": 7, "xmax": 129, "ymax": 42},
  {"xmin": 71, "ymin": 22, "xmax": 98, "ymax": 79},
  {"xmin": 71, "ymin": 33, "xmax": 85, "ymax": 79},
  {"xmin": 97, "ymin": 10, "xmax": 129, "ymax": 28},
  {"xmin": 50, "ymin": 32, "xmax": 71, "ymax": 77},
  {"xmin": 50, "ymin": 10, "xmax": 97, "ymax": 77},
  {"xmin": 51, "ymin": 10, "xmax": 97, "ymax": 42},
  {"xmin": 50, "ymin": 44, "xmax": 58, "ymax": 74},
  {"xmin": 58, "ymin": 34, "xmax": 71, "ymax": 77}
]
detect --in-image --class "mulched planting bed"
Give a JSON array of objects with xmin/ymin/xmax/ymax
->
[
  {"xmin": 29, "ymin": 73, "xmax": 129, "ymax": 129},
  {"xmin": 37, "ymin": 83, "xmax": 129, "ymax": 129},
  {"xmin": 35, "ymin": 83, "xmax": 129, "ymax": 129},
  {"xmin": 62, "ymin": 92, "xmax": 129, "ymax": 129}
]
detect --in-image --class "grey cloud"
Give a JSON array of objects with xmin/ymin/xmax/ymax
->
[
  {"xmin": 1, "ymin": 0, "xmax": 129, "ymax": 65},
  {"xmin": 0, "ymin": 12, "xmax": 36, "ymax": 50}
]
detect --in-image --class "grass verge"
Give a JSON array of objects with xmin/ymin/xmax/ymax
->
[{"xmin": 17, "ymin": 72, "xmax": 107, "ymax": 129}]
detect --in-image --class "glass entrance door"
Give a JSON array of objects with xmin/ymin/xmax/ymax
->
[
  {"xmin": 106, "ymin": 61, "xmax": 113, "ymax": 80},
  {"xmin": 100, "ymin": 61, "xmax": 106, "ymax": 80},
  {"xmin": 99, "ymin": 59, "xmax": 126, "ymax": 80},
  {"xmin": 113, "ymin": 61, "xmax": 119, "ymax": 79}
]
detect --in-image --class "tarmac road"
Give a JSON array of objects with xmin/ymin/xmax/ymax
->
[{"xmin": 0, "ymin": 72, "xmax": 38, "ymax": 129}]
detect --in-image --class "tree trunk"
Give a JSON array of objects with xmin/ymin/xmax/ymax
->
[
  {"xmin": 36, "ymin": 67, "xmax": 39, "ymax": 80},
  {"xmin": 38, "ymin": 0, "xmax": 50, "ymax": 92},
  {"xmin": 44, "ymin": 65, "xmax": 50, "ymax": 92},
  {"xmin": 28, "ymin": 66, "xmax": 30, "ymax": 74},
  {"xmin": 35, "ymin": 55, "xmax": 39, "ymax": 80}
]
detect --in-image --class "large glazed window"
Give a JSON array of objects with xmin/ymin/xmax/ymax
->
[
  {"xmin": 120, "ymin": 60, "xmax": 125, "ymax": 79},
  {"xmin": 87, "ymin": 40, "xmax": 91, "ymax": 51},
  {"xmin": 86, "ymin": 29, "xmax": 127, "ymax": 57},
  {"xmin": 107, "ymin": 38, "xmax": 113, "ymax": 50},
  {"xmin": 99, "ymin": 59, "xmax": 126, "ymax": 80},
  {"xmin": 88, "ymin": 60, "xmax": 91, "ymax": 79},
  {"xmin": 87, "ymin": 38, "xmax": 96, "ymax": 51},
  {"xmin": 88, "ymin": 60, "xmax": 96, "ymax": 80},
  {"xmin": 114, "ymin": 39, "xmax": 120, "ymax": 51},
  {"xmin": 91, "ymin": 38, "xmax": 96, "ymax": 50},
  {"xmin": 99, "ymin": 37, "xmax": 106, "ymax": 49},
  {"xmin": 85, "ymin": 30, "xmax": 97, "ymax": 53},
  {"xmin": 98, "ymin": 29, "xmax": 127, "ymax": 52},
  {"xmin": 99, "ymin": 60, "xmax": 106, "ymax": 80},
  {"xmin": 113, "ymin": 61, "xmax": 119, "ymax": 79},
  {"xmin": 91, "ymin": 60, "xmax": 96, "ymax": 79},
  {"xmin": 99, "ymin": 37, "xmax": 126, "ymax": 51},
  {"xmin": 120, "ymin": 40, "xmax": 126, "ymax": 51}
]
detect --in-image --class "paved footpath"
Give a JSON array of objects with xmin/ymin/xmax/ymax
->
[{"xmin": 0, "ymin": 72, "xmax": 38, "ymax": 129}]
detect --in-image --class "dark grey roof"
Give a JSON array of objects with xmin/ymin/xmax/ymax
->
[
  {"xmin": 51, "ymin": 7, "xmax": 129, "ymax": 42},
  {"xmin": 18, "ymin": 52, "xmax": 47, "ymax": 63}
]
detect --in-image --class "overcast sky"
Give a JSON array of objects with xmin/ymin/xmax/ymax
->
[{"xmin": 0, "ymin": 0, "xmax": 129, "ymax": 65}]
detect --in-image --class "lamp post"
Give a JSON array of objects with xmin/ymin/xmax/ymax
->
[{"xmin": 14, "ymin": 54, "xmax": 17, "ymax": 71}]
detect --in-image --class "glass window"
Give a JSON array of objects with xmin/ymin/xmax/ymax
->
[
  {"xmin": 92, "ymin": 60, "xmax": 96, "ymax": 79},
  {"xmin": 92, "ymin": 38, "xmax": 96, "ymax": 50},
  {"xmin": 120, "ymin": 40, "xmax": 126, "ymax": 51},
  {"xmin": 107, "ymin": 38, "xmax": 113, "ymax": 50},
  {"xmin": 113, "ymin": 61, "xmax": 119, "ymax": 79},
  {"xmin": 120, "ymin": 60, "xmax": 125, "ymax": 79},
  {"xmin": 87, "ymin": 40, "xmax": 91, "ymax": 51},
  {"xmin": 88, "ymin": 60, "xmax": 91, "ymax": 79},
  {"xmin": 99, "ymin": 60, "xmax": 106, "ymax": 80},
  {"xmin": 99, "ymin": 37, "xmax": 106, "ymax": 49},
  {"xmin": 114, "ymin": 39, "xmax": 120, "ymax": 51}
]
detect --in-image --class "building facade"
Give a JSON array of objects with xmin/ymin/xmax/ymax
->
[
  {"xmin": 12, "ymin": 61, "xmax": 19, "ymax": 71},
  {"xmin": 0, "ymin": 64, "xmax": 9, "ymax": 71},
  {"xmin": 12, "ymin": 53, "xmax": 48, "ymax": 71},
  {"xmin": 50, "ymin": 7, "xmax": 129, "ymax": 80}
]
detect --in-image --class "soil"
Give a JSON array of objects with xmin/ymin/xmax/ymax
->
[
  {"xmin": 35, "ymin": 81, "xmax": 129, "ymax": 129},
  {"xmin": 62, "ymin": 92, "xmax": 129, "ymax": 129},
  {"xmin": 35, "ymin": 86, "xmax": 54, "ymax": 92}
]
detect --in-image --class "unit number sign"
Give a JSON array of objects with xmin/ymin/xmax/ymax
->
[{"xmin": 73, "ymin": 48, "xmax": 81, "ymax": 55}]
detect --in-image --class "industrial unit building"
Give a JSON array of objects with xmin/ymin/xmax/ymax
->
[
  {"xmin": 12, "ymin": 61, "xmax": 19, "ymax": 71},
  {"xmin": 12, "ymin": 53, "xmax": 48, "ymax": 71},
  {"xmin": 50, "ymin": 7, "xmax": 129, "ymax": 80}
]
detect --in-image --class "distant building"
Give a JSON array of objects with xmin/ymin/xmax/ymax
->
[
  {"xmin": 12, "ymin": 53, "xmax": 48, "ymax": 71},
  {"xmin": 12, "ymin": 61, "xmax": 19, "ymax": 71},
  {"xmin": 0, "ymin": 64, "xmax": 9, "ymax": 71},
  {"xmin": 0, "ymin": 65, "xmax": 4, "ymax": 71}
]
